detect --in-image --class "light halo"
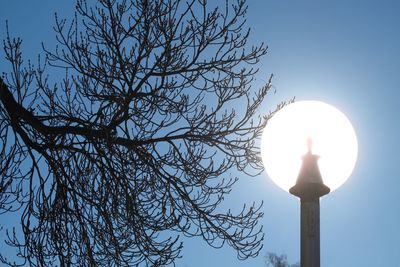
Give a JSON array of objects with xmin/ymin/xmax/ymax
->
[{"xmin": 261, "ymin": 100, "xmax": 358, "ymax": 192}]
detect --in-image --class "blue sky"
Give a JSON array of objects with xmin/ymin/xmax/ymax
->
[{"xmin": 1, "ymin": 1, "xmax": 400, "ymax": 266}]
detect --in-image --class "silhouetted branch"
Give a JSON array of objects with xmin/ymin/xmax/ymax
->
[{"xmin": 0, "ymin": 0, "xmax": 285, "ymax": 266}]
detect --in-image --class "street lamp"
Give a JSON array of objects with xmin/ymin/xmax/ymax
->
[{"xmin": 261, "ymin": 100, "xmax": 358, "ymax": 267}]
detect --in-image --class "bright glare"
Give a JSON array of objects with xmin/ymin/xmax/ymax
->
[{"xmin": 261, "ymin": 100, "xmax": 358, "ymax": 192}]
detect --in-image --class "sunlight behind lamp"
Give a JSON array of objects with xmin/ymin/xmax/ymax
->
[{"xmin": 261, "ymin": 100, "xmax": 358, "ymax": 192}]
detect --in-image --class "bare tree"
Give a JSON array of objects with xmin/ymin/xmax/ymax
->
[
  {"xmin": 265, "ymin": 252, "xmax": 299, "ymax": 267},
  {"xmin": 0, "ymin": 0, "xmax": 283, "ymax": 266}
]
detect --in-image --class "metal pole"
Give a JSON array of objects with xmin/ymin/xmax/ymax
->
[
  {"xmin": 289, "ymin": 141, "xmax": 330, "ymax": 267},
  {"xmin": 299, "ymin": 197, "xmax": 320, "ymax": 267}
]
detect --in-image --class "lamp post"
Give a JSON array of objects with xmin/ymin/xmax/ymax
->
[
  {"xmin": 289, "ymin": 138, "xmax": 329, "ymax": 267},
  {"xmin": 261, "ymin": 100, "xmax": 358, "ymax": 267}
]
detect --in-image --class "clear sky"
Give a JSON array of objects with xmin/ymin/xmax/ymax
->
[{"xmin": 1, "ymin": 1, "xmax": 400, "ymax": 267}]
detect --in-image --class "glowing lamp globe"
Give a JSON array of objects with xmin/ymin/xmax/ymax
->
[{"xmin": 261, "ymin": 100, "xmax": 358, "ymax": 192}]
